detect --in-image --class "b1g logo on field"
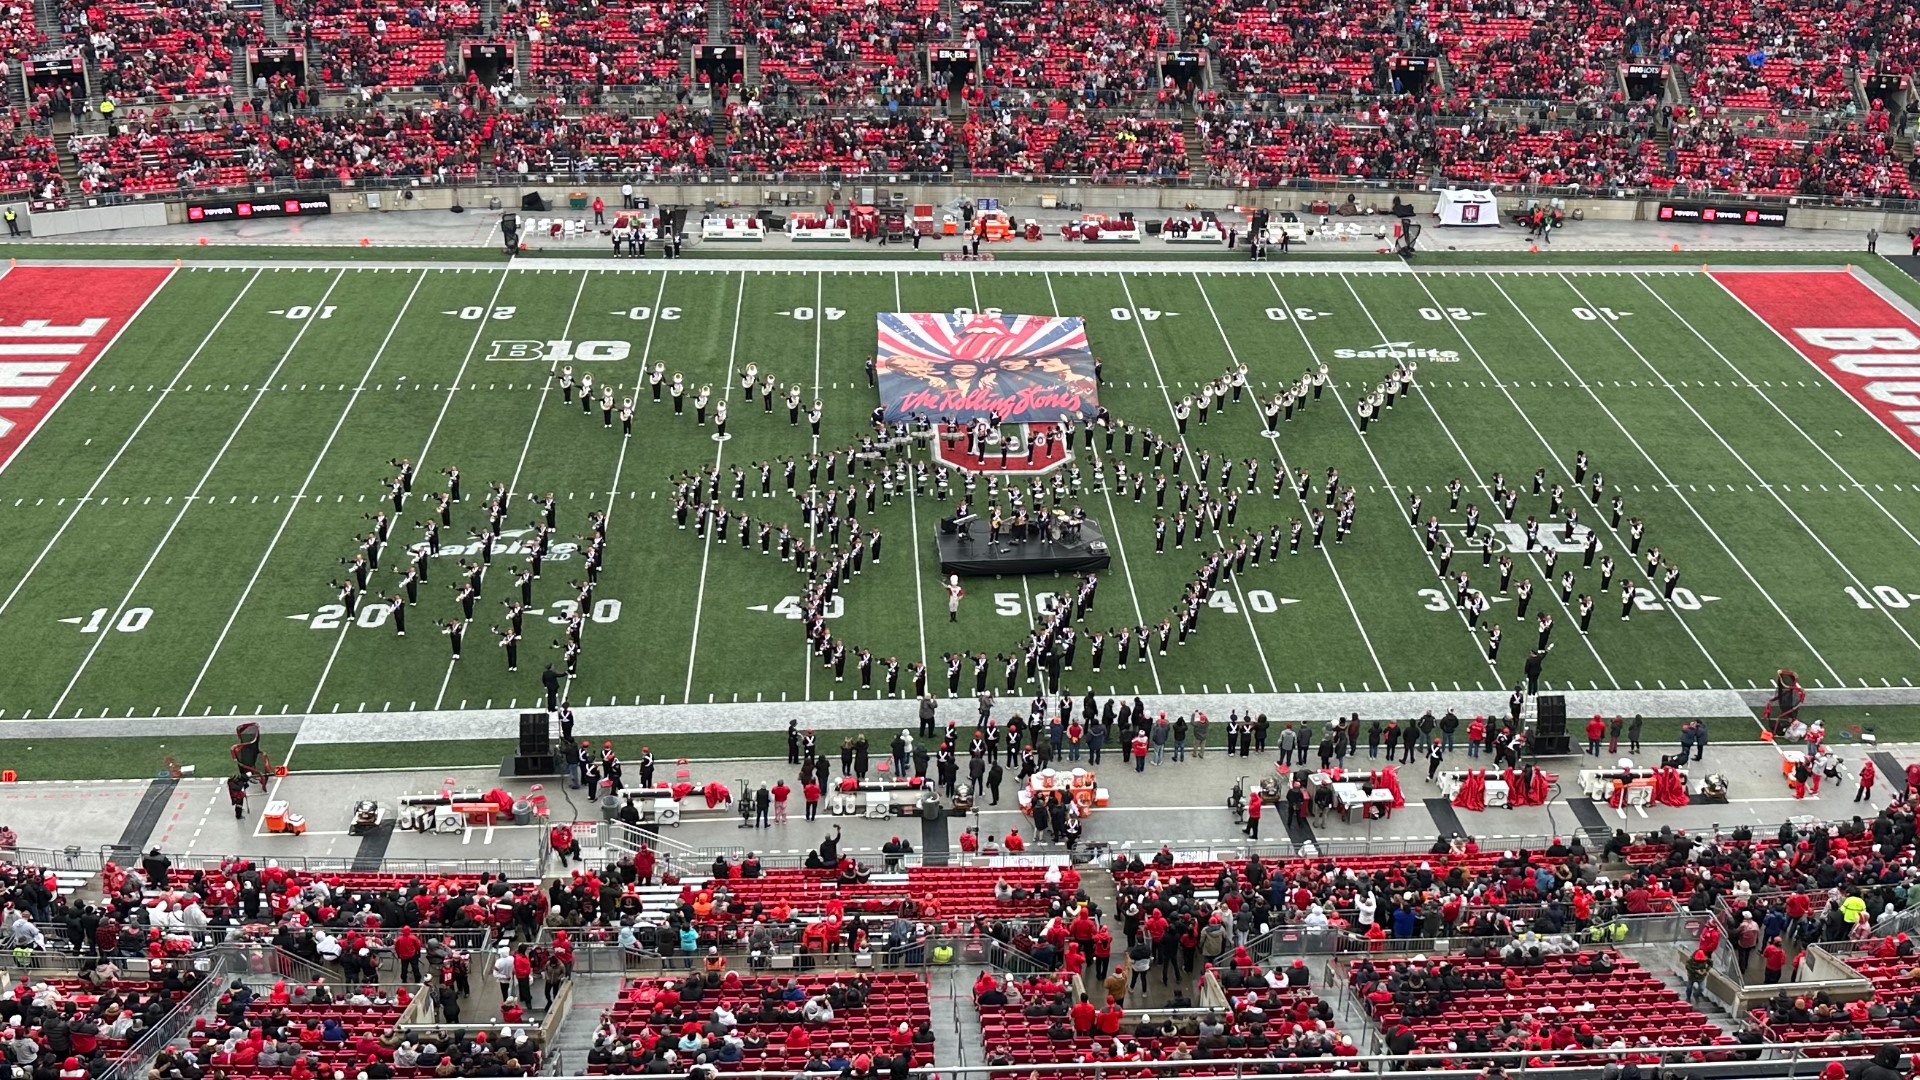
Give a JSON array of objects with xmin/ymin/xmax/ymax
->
[{"xmin": 486, "ymin": 340, "xmax": 632, "ymax": 363}]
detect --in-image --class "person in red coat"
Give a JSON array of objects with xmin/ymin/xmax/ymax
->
[
  {"xmin": 1763, "ymin": 941, "xmax": 1787, "ymax": 983},
  {"xmin": 1857, "ymin": 759, "xmax": 1876, "ymax": 802},
  {"xmin": 1585, "ymin": 714, "xmax": 1606, "ymax": 756},
  {"xmin": 1070, "ymin": 994, "xmax": 1097, "ymax": 1034},
  {"xmin": 1244, "ymin": 791, "xmax": 1264, "ymax": 839},
  {"xmin": 394, "ymin": 926, "xmax": 424, "ymax": 983}
]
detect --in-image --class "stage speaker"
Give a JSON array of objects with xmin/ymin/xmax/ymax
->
[
  {"xmin": 521, "ymin": 192, "xmax": 548, "ymax": 211},
  {"xmin": 518, "ymin": 711, "xmax": 551, "ymax": 756},
  {"xmin": 1535, "ymin": 694, "xmax": 1567, "ymax": 731},
  {"xmin": 1531, "ymin": 734, "xmax": 1572, "ymax": 757}
]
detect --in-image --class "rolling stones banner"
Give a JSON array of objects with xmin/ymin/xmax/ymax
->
[{"xmin": 875, "ymin": 312, "xmax": 1100, "ymax": 423}]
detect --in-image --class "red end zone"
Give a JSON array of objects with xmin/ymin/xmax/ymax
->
[
  {"xmin": 1713, "ymin": 270, "xmax": 1920, "ymax": 458},
  {"xmin": 0, "ymin": 265, "xmax": 172, "ymax": 470}
]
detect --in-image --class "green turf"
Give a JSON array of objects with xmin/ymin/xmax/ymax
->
[{"xmin": 0, "ymin": 263, "xmax": 1917, "ymax": 738}]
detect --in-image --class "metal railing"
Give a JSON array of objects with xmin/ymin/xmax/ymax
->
[
  {"xmin": 2, "ymin": 842, "xmax": 542, "ymax": 879},
  {"xmin": 424, "ymin": 1037, "xmax": 1920, "ymax": 1079},
  {"xmin": 101, "ymin": 950, "xmax": 249, "ymax": 1080}
]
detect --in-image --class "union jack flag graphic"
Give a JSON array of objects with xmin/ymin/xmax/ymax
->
[{"xmin": 875, "ymin": 312, "xmax": 1099, "ymax": 424}]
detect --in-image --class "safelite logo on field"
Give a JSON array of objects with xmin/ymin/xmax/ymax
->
[{"xmin": 1330, "ymin": 341, "xmax": 1461, "ymax": 361}]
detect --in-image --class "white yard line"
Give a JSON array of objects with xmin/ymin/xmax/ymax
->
[
  {"xmin": 1042, "ymin": 272, "xmax": 1161, "ymax": 695},
  {"xmin": 307, "ymin": 268, "xmax": 513, "ymax": 714},
  {"xmin": 0, "ymin": 268, "xmax": 244, "ymax": 622},
  {"xmin": 969, "ymin": 273, "xmax": 1038, "ymax": 640},
  {"xmin": 178, "ymin": 269, "xmax": 432, "ymax": 713},
  {"xmin": 803, "ymin": 272, "xmax": 822, "ymax": 701},
  {"xmin": 1553, "ymin": 272, "xmax": 1920, "ymax": 660},
  {"xmin": 1324, "ymin": 275, "xmax": 1616, "ymax": 687},
  {"xmin": 427, "ymin": 270, "xmax": 597, "ymax": 711},
  {"xmin": 1667, "ymin": 273, "xmax": 1920, "ymax": 545},
  {"xmin": 589, "ymin": 273, "xmax": 672, "ymax": 700},
  {"xmin": 1113, "ymin": 274, "xmax": 1279, "ymax": 693},
  {"xmin": 1463, "ymin": 273, "xmax": 1828, "ymax": 684},
  {"xmin": 1362, "ymin": 274, "xmax": 1734, "ymax": 688},
  {"xmin": 0, "ymin": 263, "xmax": 166, "ymax": 484},
  {"xmin": 1190, "ymin": 272, "xmax": 1394, "ymax": 685},
  {"xmin": 895, "ymin": 271, "xmax": 931, "ymax": 678},
  {"xmin": 810, "ymin": 271, "xmax": 824, "ymax": 458},
  {"xmin": 50, "ymin": 270, "xmax": 349, "ymax": 718},
  {"xmin": 684, "ymin": 271, "xmax": 748, "ymax": 704},
  {"xmin": 506, "ymin": 270, "xmax": 592, "ymax": 496}
]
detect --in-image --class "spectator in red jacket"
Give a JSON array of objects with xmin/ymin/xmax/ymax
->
[
  {"xmin": 1070, "ymin": 994, "xmax": 1097, "ymax": 1034},
  {"xmin": 1585, "ymin": 715, "xmax": 1606, "ymax": 756},
  {"xmin": 394, "ymin": 926, "xmax": 423, "ymax": 983},
  {"xmin": 1763, "ymin": 941, "xmax": 1787, "ymax": 983}
]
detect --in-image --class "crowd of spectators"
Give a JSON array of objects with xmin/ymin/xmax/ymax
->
[
  {"xmin": 68, "ymin": 0, "xmax": 261, "ymax": 101},
  {"xmin": 280, "ymin": 0, "xmax": 476, "ymax": 91},
  {"xmin": 6, "ymin": 0, "xmax": 1919, "ymax": 202},
  {"xmin": 1184, "ymin": 0, "xmax": 1398, "ymax": 96},
  {"xmin": 0, "ymin": 968, "xmax": 186, "ymax": 1079},
  {"xmin": 510, "ymin": 0, "xmax": 706, "ymax": 94},
  {"xmin": 965, "ymin": 105, "xmax": 1185, "ymax": 179},
  {"xmin": 734, "ymin": 0, "xmax": 940, "ymax": 105},
  {"xmin": 958, "ymin": 0, "xmax": 1168, "ymax": 107}
]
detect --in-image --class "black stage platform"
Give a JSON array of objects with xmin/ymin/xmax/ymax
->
[{"xmin": 936, "ymin": 517, "xmax": 1111, "ymax": 576}]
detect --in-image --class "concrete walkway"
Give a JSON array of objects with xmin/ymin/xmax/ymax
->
[{"xmin": 5, "ymin": 685, "xmax": 1914, "ymax": 745}]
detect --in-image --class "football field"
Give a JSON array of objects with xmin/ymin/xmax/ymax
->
[{"xmin": 2, "ymin": 259, "xmax": 1920, "ymax": 726}]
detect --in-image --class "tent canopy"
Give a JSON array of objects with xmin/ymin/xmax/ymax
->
[{"xmin": 1435, "ymin": 187, "xmax": 1499, "ymax": 227}]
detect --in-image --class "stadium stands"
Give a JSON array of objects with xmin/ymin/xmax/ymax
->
[
  {"xmin": 0, "ymin": 111, "xmax": 61, "ymax": 198},
  {"xmin": 977, "ymin": 972, "xmax": 1352, "ymax": 1065},
  {"xmin": 1352, "ymin": 952, "xmax": 1735, "ymax": 1056},
  {"xmin": 0, "ymin": 0, "xmax": 1913, "ymax": 210},
  {"xmin": 589, "ymin": 972, "xmax": 934, "ymax": 1073},
  {"xmin": 70, "ymin": 0, "xmax": 261, "ymax": 101}
]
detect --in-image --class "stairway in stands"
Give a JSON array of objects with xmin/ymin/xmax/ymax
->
[
  {"xmin": 263, "ymin": 0, "xmax": 288, "ymax": 42},
  {"xmin": 35, "ymin": 0, "xmax": 64, "ymax": 43},
  {"xmin": 708, "ymin": 0, "xmax": 730, "ymax": 43},
  {"xmin": 1162, "ymin": 0, "xmax": 1185, "ymax": 41},
  {"xmin": 56, "ymin": 139, "xmax": 82, "ymax": 192},
  {"xmin": 1184, "ymin": 112, "xmax": 1207, "ymax": 175},
  {"xmin": 546, "ymin": 972, "xmax": 624, "ymax": 1073}
]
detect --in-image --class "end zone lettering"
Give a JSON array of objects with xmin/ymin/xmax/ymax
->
[
  {"xmin": 1714, "ymin": 271, "xmax": 1920, "ymax": 457},
  {"xmin": 186, "ymin": 197, "xmax": 333, "ymax": 222},
  {"xmin": 0, "ymin": 267, "xmax": 174, "ymax": 470}
]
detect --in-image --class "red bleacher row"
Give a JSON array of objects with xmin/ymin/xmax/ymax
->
[
  {"xmin": 12, "ymin": 0, "xmax": 1920, "ymax": 110},
  {"xmin": 977, "ymin": 980, "xmax": 1353, "ymax": 1067},
  {"xmin": 589, "ymin": 972, "xmax": 933, "ymax": 1074},
  {"xmin": 672, "ymin": 864, "xmax": 1078, "ymax": 924},
  {"xmin": 14, "ymin": 99, "xmax": 1909, "ymax": 205},
  {"xmin": 1751, "ymin": 942, "xmax": 1920, "ymax": 1057},
  {"xmin": 1354, "ymin": 953, "xmax": 1738, "ymax": 1057},
  {"xmin": 110, "ymin": 858, "xmax": 544, "ymax": 932},
  {"xmin": 0, "ymin": 976, "xmax": 152, "ymax": 1072}
]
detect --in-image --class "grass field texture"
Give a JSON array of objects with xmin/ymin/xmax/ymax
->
[{"xmin": 1, "ymin": 263, "xmax": 1919, "ymax": 727}]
